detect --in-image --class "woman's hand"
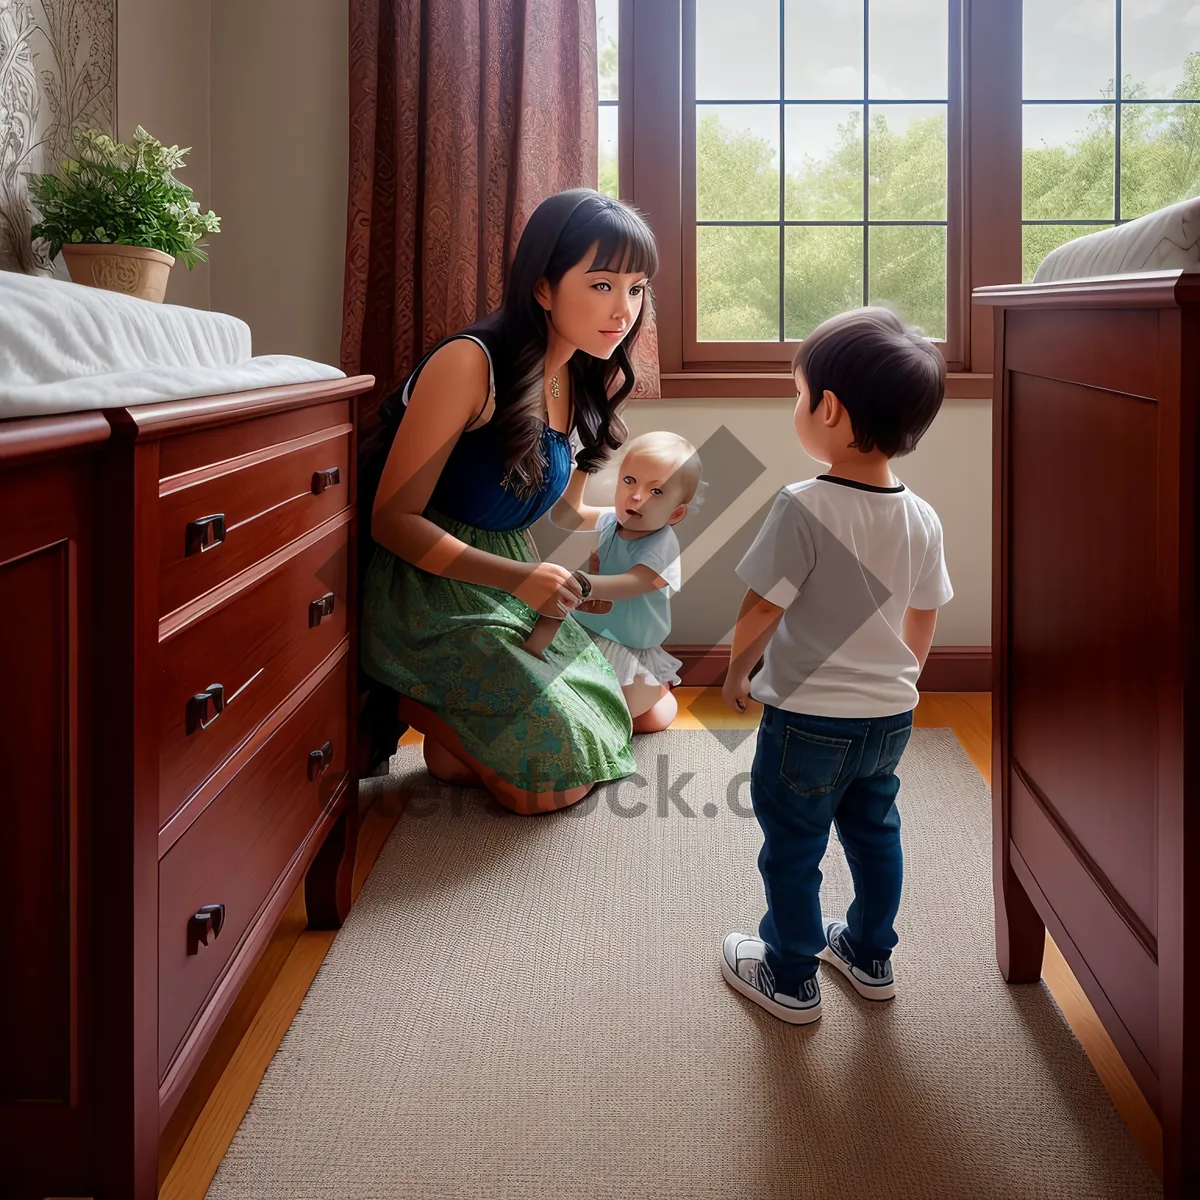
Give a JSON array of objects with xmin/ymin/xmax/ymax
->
[
  {"xmin": 722, "ymin": 673, "xmax": 752, "ymax": 714},
  {"xmin": 588, "ymin": 549, "xmax": 600, "ymax": 573},
  {"xmin": 514, "ymin": 562, "xmax": 585, "ymax": 617}
]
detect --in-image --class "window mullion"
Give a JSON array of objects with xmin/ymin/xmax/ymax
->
[
  {"xmin": 1115, "ymin": 0, "xmax": 1123, "ymax": 222},
  {"xmin": 864, "ymin": 0, "xmax": 871, "ymax": 312},
  {"xmin": 966, "ymin": 0, "xmax": 1022, "ymax": 376},
  {"xmin": 778, "ymin": 0, "xmax": 786, "ymax": 343},
  {"xmin": 628, "ymin": 0, "xmax": 684, "ymax": 374}
]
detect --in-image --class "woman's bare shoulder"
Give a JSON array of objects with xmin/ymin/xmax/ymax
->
[{"xmin": 406, "ymin": 336, "xmax": 493, "ymax": 429}]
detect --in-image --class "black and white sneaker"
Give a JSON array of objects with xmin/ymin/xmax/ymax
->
[
  {"xmin": 720, "ymin": 933, "xmax": 822, "ymax": 1024},
  {"xmin": 817, "ymin": 919, "xmax": 895, "ymax": 1001}
]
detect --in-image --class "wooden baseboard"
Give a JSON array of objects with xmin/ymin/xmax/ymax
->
[
  {"xmin": 666, "ymin": 644, "xmax": 992, "ymax": 692},
  {"xmin": 666, "ymin": 643, "xmax": 731, "ymax": 687},
  {"xmin": 917, "ymin": 646, "xmax": 992, "ymax": 691}
]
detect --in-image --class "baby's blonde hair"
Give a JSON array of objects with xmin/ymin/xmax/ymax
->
[{"xmin": 619, "ymin": 431, "xmax": 702, "ymax": 506}]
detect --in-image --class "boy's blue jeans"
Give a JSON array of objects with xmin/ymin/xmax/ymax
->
[{"xmin": 750, "ymin": 703, "xmax": 914, "ymax": 995}]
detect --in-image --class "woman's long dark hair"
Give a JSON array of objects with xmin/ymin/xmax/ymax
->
[{"xmin": 466, "ymin": 189, "xmax": 659, "ymax": 497}]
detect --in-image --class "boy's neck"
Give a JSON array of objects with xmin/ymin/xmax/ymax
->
[{"xmin": 819, "ymin": 452, "xmax": 896, "ymax": 489}]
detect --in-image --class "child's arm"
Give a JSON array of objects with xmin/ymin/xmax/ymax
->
[
  {"xmin": 549, "ymin": 469, "xmax": 608, "ymax": 533},
  {"xmin": 723, "ymin": 588, "xmax": 785, "ymax": 712},
  {"xmin": 721, "ymin": 490, "xmax": 809, "ymax": 713},
  {"xmin": 574, "ymin": 520, "xmax": 681, "ymax": 602},
  {"xmin": 903, "ymin": 606, "xmax": 938, "ymax": 673},
  {"xmin": 580, "ymin": 564, "xmax": 667, "ymax": 602},
  {"xmin": 905, "ymin": 508, "xmax": 951, "ymax": 673}
]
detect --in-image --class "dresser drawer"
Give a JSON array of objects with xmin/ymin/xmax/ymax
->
[
  {"xmin": 158, "ymin": 423, "xmax": 350, "ymax": 617},
  {"xmin": 158, "ymin": 520, "xmax": 348, "ymax": 826},
  {"xmin": 158, "ymin": 662, "xmax": 349, "ymax": 1077}
]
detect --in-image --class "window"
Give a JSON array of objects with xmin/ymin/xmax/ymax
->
[
  {"xmin": 688, "ymin": 0, "xmax": 955, "ymax": 357},
  {"xmin": 611, "ymin": 1, "xmax": 979, "ymax": 393},
  {"xmin": 597, "ymin": 0, "xmax": 619, "ymax": 199},
  {"xmin": 1022, "ymin": 0, "xmax": 1200, "ymax": 281}
]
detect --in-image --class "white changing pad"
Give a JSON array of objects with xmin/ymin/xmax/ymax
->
[{"xmin": 0, "ymin": 269, "xmax": 345, "ymax": 419}]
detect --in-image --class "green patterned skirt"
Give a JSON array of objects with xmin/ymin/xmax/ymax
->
[{"xmin": 360, "ymin": 507, "xmax": 637, "ymax": 792}]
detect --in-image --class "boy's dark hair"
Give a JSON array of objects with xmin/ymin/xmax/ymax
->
[{"xmin": 792, "ymin": 306, "xmax": 946, "ymax": 457}]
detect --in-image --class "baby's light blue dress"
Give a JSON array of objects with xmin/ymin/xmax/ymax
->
[{"xmin": 572, "ymin": 508, "xmax": 685, "ymax": 686}]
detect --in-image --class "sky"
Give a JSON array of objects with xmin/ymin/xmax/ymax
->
[
  {"xmin": 1024, "ymin": 0, "xmax": 1200, "ymax": 150},
  {"xmin": 693, "ymin": 0, "xmax": 948, "ymax": 103},
  {"xmin": 682, "ymin": 0, "xmax": 1200, "ymax": 104}
]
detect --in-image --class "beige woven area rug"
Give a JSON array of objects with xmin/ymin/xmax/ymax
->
[{"xmin": 206, "ymin": 729, "xmax": 1161, "ymax": 1199}]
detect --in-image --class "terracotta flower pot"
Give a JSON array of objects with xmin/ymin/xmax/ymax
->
[{"xmin": 61, "ymin": 243, "xmax": 175, "ymax": 302}]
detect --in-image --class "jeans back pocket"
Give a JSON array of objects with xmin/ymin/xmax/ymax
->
[
  {"xmin": 876, "ymin": 724, "xmax": 913, "ymax": 777},
  {"xmin": 779, "ymin": 726, "xmax": 852, "ymax": 797}
]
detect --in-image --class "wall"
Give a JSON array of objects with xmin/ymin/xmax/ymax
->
[
  {"xmin": 540, "ymin": 396, "xmax": 991, "ymax": 647},
  {"xmin": 209, "ymin": 0, "xmax": 349, "ymax": 364},
  {"xmin": 115, "ymin": 0, "xmax": 348, "ymax": 358},
  {"xmin": 0, "ymin": 1, "xmax": 115, "ymax": 276},
  {"xmin": 116, "ymin": 0, "xmax": 212, "ymax": 310}
]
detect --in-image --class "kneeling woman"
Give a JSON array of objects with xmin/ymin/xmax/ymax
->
[{"xmin": 361, "ymin": 189, "xmax": 658, "ymax": 814}]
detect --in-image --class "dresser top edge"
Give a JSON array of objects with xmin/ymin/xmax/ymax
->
[{"xmin": 106, "ymin": 375, "xmax": 375, "ymax": 442}]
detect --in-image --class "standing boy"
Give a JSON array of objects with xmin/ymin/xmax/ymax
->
[{"xmin": 721, "ymin": 307, "xmax": 953, "ymax": 1024}]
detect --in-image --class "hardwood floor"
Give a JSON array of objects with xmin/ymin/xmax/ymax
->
[{"xmin": 160, "ymin": 690, "xmax": 1163, "ymax": 1196}]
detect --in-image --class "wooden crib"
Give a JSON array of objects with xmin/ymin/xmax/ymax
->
[{"xmin": 974, "ymin": 270, "xmax": 1197, "ymax": 1196}]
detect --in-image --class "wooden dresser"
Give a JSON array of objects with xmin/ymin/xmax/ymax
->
[
  {"xmin": 1, "ymin": 375, "xmax": 374, "ymax": 1199},
  {"xmin": 975, "ymin": 272, "xmax": 1197, "ymax": 1196}
]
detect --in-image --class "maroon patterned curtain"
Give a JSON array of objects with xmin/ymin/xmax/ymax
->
[
  {"xmin": 629, "ymin": 290, "xmax": 660, "ymax": 400},
  {"xmin": 342, "ymin": 0, "xmax": 608, "ymax": 455}
]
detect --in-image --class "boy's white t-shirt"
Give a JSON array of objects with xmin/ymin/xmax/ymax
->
[{"xmin": 736, "ymin": 475, "xmax": 953, "ymax": 717}]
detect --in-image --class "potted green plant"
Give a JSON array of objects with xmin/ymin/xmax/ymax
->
[{"xmin": 27, "ymin": 125, "xmax": 221, "ymax": 303}]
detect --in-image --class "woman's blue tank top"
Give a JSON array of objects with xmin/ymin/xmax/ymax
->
[{"xmin": 394, "ymin": 335, "xmax": 574, "ymax": 533}]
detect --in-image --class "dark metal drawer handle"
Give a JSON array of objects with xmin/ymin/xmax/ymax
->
[
  {"xmin": 186, "ymin": 684, "xmax": 225, "ymax": 734},
  {"xmin": 187, "ymin": 904, "xmax": 226, "ymax": 955},
  {"xmin": 185, "ymin": 513, "xmax": 226, "ymax": 556},
  {"xmin": 309, "ymin": 592, "xmax": 336, "ymax": 627},
  {"xmin": 308, "ymin": 739, "xmax": 334, "ymax": 780},
  {"xmin": 311, "ymin": 467, "xmax": 341, "ymax": 494}
]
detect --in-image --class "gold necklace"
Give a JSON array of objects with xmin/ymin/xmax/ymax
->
[{"xmin": 549, "ymin": 374, "xmax": 560, "ymax": 399}]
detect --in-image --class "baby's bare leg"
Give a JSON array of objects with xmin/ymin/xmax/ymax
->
[
  {"xmin": 631, "ymin": 686, "xmax": 677, "ymax": 733},
  {"xmin": 631, "ymin": 687, "xmax": 677, "ymax": 733},
  {"xmin": 522, "ymin": 602, "xmax": 615, "ymax": 660},
  {"xmin": 521, "ymin": 615, "xmax": 563, "ymax": 659},
  {"xmin": 623, "ymin": 676, "xmax": 664, "ymax": 718}
]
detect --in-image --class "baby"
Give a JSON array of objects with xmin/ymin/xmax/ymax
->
[{"xmin": 526, "ymin": 431, "xmax": 701, "ymax": 733}]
